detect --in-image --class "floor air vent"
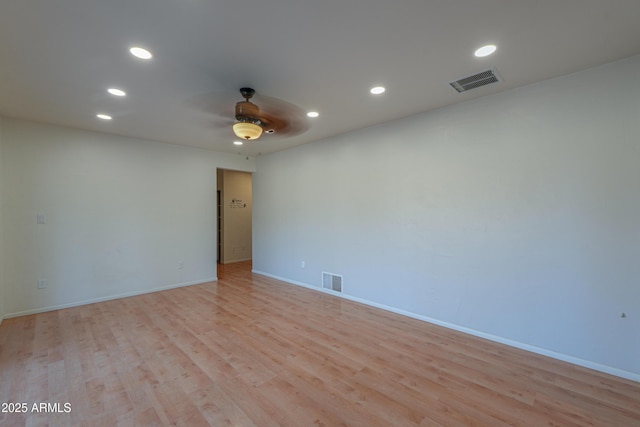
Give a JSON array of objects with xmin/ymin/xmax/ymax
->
[
  {"xmin": 322, "ymin": 272, "xmax": 343, "ymax": 293},
  {"xmin": 450, "ymin": 68, "xmax": 502, "ymax": 93}
]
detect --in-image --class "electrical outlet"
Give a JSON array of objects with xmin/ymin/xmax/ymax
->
[
  {"xmin": 37, "ymin": 279, "xmax": 47, "ymax": 289},
  {"xmin": 178, "ymin": 262, "xmax": 184, "ymax": 270},
  {"xmin": 300, "ymin": 260, "xmax": 306, "ymax": 268},
  {"xmin": 37, "ymin": 214, "xmax": 46, "ymax": 224}
]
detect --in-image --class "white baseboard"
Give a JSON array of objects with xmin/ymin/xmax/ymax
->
[
  {"xmin": 3, "ymin": 277, "xmax": 218, "ymax": 319},
  {"xmin": 252, "ymin": 269, "xmax": 640, "ymax": 383}
]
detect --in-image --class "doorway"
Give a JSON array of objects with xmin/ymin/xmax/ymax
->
[{"xmin": 217, "ymin": 169, "xmax": 253, "ymax": 265}]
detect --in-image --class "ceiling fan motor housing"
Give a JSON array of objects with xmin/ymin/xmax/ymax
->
[{"xmin": 235, "ymin": 101, "xmax": 263, "ymax": 125}]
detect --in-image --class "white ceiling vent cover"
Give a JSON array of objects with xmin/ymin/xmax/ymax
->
[
  {"xmin": 322, "ymin": 272, "xmax": 343, "ymax": 293},
  {"xmin": 450, "ymin": 68, "xmax": 502, "ymax": 93}
]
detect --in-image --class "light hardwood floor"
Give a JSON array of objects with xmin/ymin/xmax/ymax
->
[{"xmin": 1, "ymin": 261, "xmax": 639, "ymax": 426}]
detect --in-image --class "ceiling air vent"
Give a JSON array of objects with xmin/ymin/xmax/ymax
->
[{"xmin": 450, "ymin": 68, "xmax": 502, "ymax": 93}]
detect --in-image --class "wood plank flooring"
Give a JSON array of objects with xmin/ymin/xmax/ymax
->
[{"xmin": 1, "ymin": 261, "xmax": 639, "ymax": 426}]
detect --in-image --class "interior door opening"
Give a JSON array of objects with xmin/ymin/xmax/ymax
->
[{"xmin": 217, "ymin": 168, "xmax": 253, "ymax": 265}]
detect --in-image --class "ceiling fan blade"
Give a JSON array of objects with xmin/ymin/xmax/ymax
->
[
  {"xmin": 253, "ymin": 95, "xmax": 310, "ymax": 137},
  {"xmin": 185, "ymin": 88, "xmax": 311, "ymax": 139},
  {"xmin": 184, "ymin": 91, "xmax": 235, "ymax": 116}
]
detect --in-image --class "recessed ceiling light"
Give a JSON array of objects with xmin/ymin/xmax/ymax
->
[
  {"xmin": 474, "ymin": 44, "xmax": 497, "ymax": 57},
  {"xmin": 233, "ymin": 141, "xmax": 244, "ymax": 146},
  {"xmin": 370, "ymin": 86, "xmax": 386, "ymax": 95},
  {"xmin": 307, "ymin": 111, "xmax": 319, "ymax": 118},
  {"xmin": 96, "ymin": 114, "xmax": 112, "ymax": 120},
  {"xmin": 107, "ymin": 88, "xmax": 126, "ymax": 97},
  {"xmin": 129, "ymin": 46, "xmax": 153, "ymax": 60}
]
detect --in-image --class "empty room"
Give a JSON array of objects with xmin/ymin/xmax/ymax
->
[{"xmin": 1, "ymin": 1, "xmax": 639, "ymax": 426}]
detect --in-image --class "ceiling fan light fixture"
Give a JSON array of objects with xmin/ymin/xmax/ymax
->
[{"xmin": 233, "ymin": 121, "xmax": 263, "ymax": 140}]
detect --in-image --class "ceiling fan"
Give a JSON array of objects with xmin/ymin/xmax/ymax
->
[{"xmin": 231, "ymin": 87, "xmax": 307, "ymax": 141}]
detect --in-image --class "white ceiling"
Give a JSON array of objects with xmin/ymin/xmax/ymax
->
[{"xmin": 1, "ymin": 0, "xmax": 640, "ymax": 156}]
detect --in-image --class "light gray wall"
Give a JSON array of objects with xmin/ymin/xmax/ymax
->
[
  {"xmin": 253, "ymin": 54, "xmax": 640, "ymax": 379},
  {"xmin": 1, "ymin": 117, "xmax": 255, "ymax": 317}
]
